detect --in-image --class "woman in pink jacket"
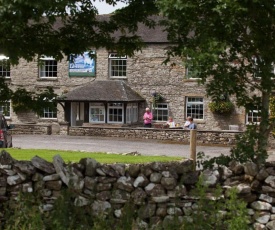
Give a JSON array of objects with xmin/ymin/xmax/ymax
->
[{"xmin": 143, "ymin": 107, "xmax": 153, "ymax": 128}]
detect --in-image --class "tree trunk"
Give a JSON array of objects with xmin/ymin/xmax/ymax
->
[{"xmin": 257, "ymin": 91, "xmax": 270, "ymax": 162}]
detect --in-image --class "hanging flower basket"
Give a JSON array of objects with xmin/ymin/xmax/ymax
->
[
  {"xmin": 151, "ymin": 92, "xmax": 164, "ymax": 108},
  {"xmin": 209, "ymin": 101, "xmax": 234, "ymax": 114}
]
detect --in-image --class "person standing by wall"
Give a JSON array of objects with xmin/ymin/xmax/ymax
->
[
  {"xmin": 143, "ymin": 107, "xmax": 153, "ymax": 128},
  {"xmin": 188, "ymin": 117, "xmax": 197, "ymax": 129},
  {"xmin": 183, "ymin": 116, "xmax": 191, "ymax": 128}
]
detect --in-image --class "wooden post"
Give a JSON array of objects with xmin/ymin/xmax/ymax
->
[{"xmin": 190, "ymin": 129, "xmax": 197, "ymax": 170}]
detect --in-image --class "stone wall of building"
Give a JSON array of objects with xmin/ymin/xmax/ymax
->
[
  {"xmin": 7, "ymin": 45, "xmax": 246, "ymax": 132},
  {"xmin": 0, "ymin": 151, "xmax": 275, "ymax": 229}
]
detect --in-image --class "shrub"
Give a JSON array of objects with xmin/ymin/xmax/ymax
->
[{"xmin": 181, "ymin": 177, "xmax": 250, "ymax": 230}]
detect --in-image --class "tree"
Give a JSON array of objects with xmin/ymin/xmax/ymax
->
[
  {"xmin": 0, "ymin": 77, "xmax": 58, "ymax": 115},
  {"xmin": 157, "ymin": 0, "xmax": 275, "ymax": 162},
  {"xmin": 0, "ymin": 0, "xmax": 158, "ymax": 64},
  {"xmin": 0, "ymin": 0, "xmax": 158, "ymax": 117}
]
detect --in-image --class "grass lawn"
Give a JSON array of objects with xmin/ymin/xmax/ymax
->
[{"xmin": 2, "ymin": 148, "xmax": 182, "ymax": 164}]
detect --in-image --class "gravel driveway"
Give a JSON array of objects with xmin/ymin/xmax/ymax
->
[{"xmin": 12, "ymin": 134, "xmax": 232, "ymax": 159}]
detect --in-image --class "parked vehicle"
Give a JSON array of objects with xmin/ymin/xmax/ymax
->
[{"xmin": 0, "ymin": 113, "xmax": 12, "ymax": 148}]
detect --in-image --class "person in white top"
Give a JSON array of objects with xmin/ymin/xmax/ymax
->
[
  {"xmin": 183, "ymin": 116, "xmax": 191, "ymax": 128},
  {"xmin": 166, "ymin": 117, "xmax": 175, "ymax": 128}
]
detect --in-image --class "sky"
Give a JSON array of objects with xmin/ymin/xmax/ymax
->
[{"xmin": 94, "ymin": 1, "xmax": 127, "ymax": 14}]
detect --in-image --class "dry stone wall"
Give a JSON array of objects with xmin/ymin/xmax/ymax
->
[
  {"xmin": 69, "ymin": 126, "xmax": 240, "ymax": 146},
  {"xmin": 1, "ymin": 151, "xmax": 275, "ymax": 229},
  {"xmin": 11, "ymin": 124, "xmax": 52, "ymax": 135}
]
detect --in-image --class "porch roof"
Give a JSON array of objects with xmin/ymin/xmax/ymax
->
[{"xmin": 57, "ymin": 80, "xmax": 145, "ymax": 102}]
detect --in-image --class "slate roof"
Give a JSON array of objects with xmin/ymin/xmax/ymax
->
[
  {"xmin": 57, "ymin": 80, "xmax": 145, "ymax": 102},
  {"xmin": 53, "ymin": 15, "xmax": 168, "ymax": 43}
]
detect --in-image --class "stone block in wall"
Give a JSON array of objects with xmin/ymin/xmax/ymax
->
[{"xmin": 59, "ymin": 121, "xmax": 69, "ymax": 135}]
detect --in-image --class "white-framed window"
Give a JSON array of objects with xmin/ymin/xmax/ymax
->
[
  {"xmin": 108, "ymin": 103, "xmax": 123, "ymax": 123},
  {"xmin": 0, "ymin": 56, "xmax": 10, "ymax": 78},
  {"xmin": 41, "ymin": 107, "xmax": 57, "ymax": 119},
  {"xmin": 252, "ymin": 56, "xmax": 275, "ymax": 78},
  {"xmin": 186, "ymin": 97, "xmax": 204, "ymax": 119},
  {"xmin": 153, "ymin": 103, "xmax": 168, "ymax": 122},
  {"xmin": 90, "ymin": 104, "xmax": 105, "ymax": 123},
  {"xmin": 185, "ymin": 65, "xmax": 201, "ymax": 79},
  {"xmin": 0, "ymin": 101, "xmax": 11, "ymax": 118},
  {"xmin": 246, "ymin": 107, "xmax": 261, "ymax": 124},
  {"xmin": 108, "ymin": 53, "xmax": 127, "ymax": 78},
  {"xmin": 126, "ymin": 103, "xmax": 138, "ymax": 123},
  {"xmin": 39, "ymin": 56, "xmax": 57, "ymax": 78},
  {"xmin": 185, "ymin": 57, "xmax": 201, "ymax": 79},
  {"xmin": 252, "ymin": 56, "xmax": 262, "ymax": 78}
]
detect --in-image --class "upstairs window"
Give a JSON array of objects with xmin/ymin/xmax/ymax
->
[
  {"xmin": 39, "ymin": 56, "xmax": 57, "ymax": 78},
  {"xmin": 0, "ymin": 56, "xmax": 10, "ymax": 78},
  {"xmin": 252, "ymin": 56, "xmax": 274, "ymax": 79},
  {"xmin": 185, "ymin": 64, "xmax": 201, "ymax": 79},
  {"xmin": 109, "ymin": 53, "xmax": 127, "ymax": 78},
  {"xmin": 246, "ymin": 107, "xmax": 261, "ymax": 124},
  {"xmin": 186, "ymin": 97, "xmax": 204, "ymax": 119},
  {"xmin": 185, "ymin": 57, "xmax": 201, "ymax": 79}
]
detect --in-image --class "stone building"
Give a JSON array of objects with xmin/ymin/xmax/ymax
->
[{"xmin": 0, "ymin": 16, "xmax": 249, "ymax": 134}]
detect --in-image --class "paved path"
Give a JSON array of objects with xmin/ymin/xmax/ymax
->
[{"xmin": 12, "ymin": 134, "xmax": 232, "ymax": 159}]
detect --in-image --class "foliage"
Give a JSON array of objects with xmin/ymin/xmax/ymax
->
[
  {"xmin": 12, "ymin": 87, "xmax": 57, "ymax": 114},
  {"xmin": 181, "ymin": 177, "xmax": 250, "ymax": 230},
  {"xmin": 209, "ymin": 101, "xmax": 234, "ymax": 115},
  {"xmin": 0, "ymin": 0, "xmax": 158, "ymax": 65},
  {"xmin": 270, "ymin": 96, "xmax": 275, "ymax": 136},
  {"xmin": 151, "ymin": 92, "xmax": 164, "ymax": 108},
  {"xmin": 0, "ymin": 77, "xmax": 13, "ymax": 102},
  {"xmin": 45, "ymin": 189, "xmax": 95, "ymax": 230},
  {"xmin": 230, "ymin": 125, "xmax": 268, "ymax": 164},
  {"xmin": 197, "ymin": 151, "xmax": 232, "ymax": 170},
  {"xmin": 157, "ymin": 0, "xmax": 275, "ymax": 155},
  {"xmin": 1, "ymin": 177, "xmax": 250, "ymax": 230},
  {"xmin": 11, "ymin": 88, "xmax": 35, "ymax": 113},
  {"xmin": 0, "ymin": 77, "xmax": 57, "ymax": 114},
  {"xmin": 197, "ymin": 126, "xmax": 268, "ymax": 169},
  {"xmin": 3, "ymin": 193, "xmax": 44, "ymax": 230}
]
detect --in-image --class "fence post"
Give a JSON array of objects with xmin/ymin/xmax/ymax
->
[{"xmin": 190, "ymin": 129, "xmax": 197, "ymax": 170}]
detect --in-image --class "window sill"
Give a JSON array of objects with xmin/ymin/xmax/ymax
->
[
  {"xmin": 39, "ymin": 118, "xmax": 58, "ymax": 121},
  {"xmin": 38, "ymin": 77, "xmax": 58, "ymax": 81},
  {"xmin": 110, "ymin": 77, "xmax": 127, "ymax": 80},
  {"xmin": 183, "ymin": 78, "xmax": 200, "ymax": 82}
]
